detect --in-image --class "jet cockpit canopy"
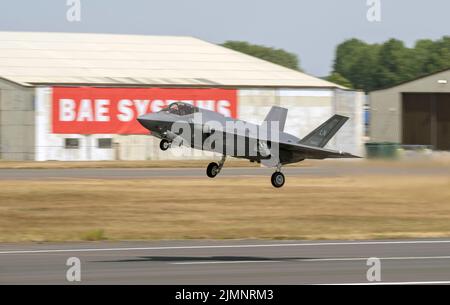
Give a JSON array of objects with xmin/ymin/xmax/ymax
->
[{"xmin": 161, "ymin": 102, "xmax": 199, "ymax": 116}]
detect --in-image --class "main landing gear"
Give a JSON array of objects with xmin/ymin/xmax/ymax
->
[
  {"xmin": 271, "ymin": 164, "xmax": 285, "ymax": 188},
  {"xmin": 206, "ymin": 155, "xmax": 226, "ymax": 178},
  {"xmin": 159, "ymin": 139, "xmax": 171, "ymax": 151}
]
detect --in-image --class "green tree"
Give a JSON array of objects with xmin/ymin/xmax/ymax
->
[
  {"xmin": 332, "ymin": 39, "xmax": 380, "ymax": 92},
  {"xmin": 332, "ymin": 36, "xmax": 450, "ymax": 92},
  {"xmin": 374, "ymin": 39, "xmax": 418, "ymax": 88},
  {"xmin": 414, "ymin": 36, "xmax": 450, "ymax": 74},
  {"xmin": 333, "ymin": 39, "xmax": 368, "ymax": 79},
  {"xmin": 221, "ymin": 41, "xmax": 301, "ymax": 71},
  {"xmin": 414, "ymin": 39, "xmax": 439, "ymax": 74},
  {"xmin": 436, "ymin": 36, "xmax": 450, "ymax": 69},
  {"xmin": 325, "ymin": 72, "xmax": 353, "ymax": 88}
]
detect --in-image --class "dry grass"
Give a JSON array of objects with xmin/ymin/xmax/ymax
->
[
  {"xmin": 0, "ymin": 159, "xmax": 261, "ymax": 169},
  {"xmin": 0, "ymin": 174, "xmax": 450, "ymax": 242},
  {"xmin": 1, "ymin": 156, "xmax": 450, "ymax": 170}
]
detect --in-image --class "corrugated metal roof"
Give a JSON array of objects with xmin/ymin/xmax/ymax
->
[{"xmin": 0, "ymin": 32, "xmax": 343, "ymax": 88}]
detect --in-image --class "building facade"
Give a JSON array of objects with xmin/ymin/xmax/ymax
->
[{"xmin": 369, "ymin": 69, "xmax": 450, "ymax": 150}]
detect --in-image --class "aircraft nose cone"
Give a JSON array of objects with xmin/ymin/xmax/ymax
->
[
  {"xmin": 137, "ymin": 113, "xmax": 165, "ymax": 132},
  {"xmin": 137, "ymin": 113, "xmax": 150, "ymax": 123},
  {"xmin": 137, "ymin": 117, "xmax": 143, "ymax": 124},
  {"xmin": 137, "ymin": 113, "xmax": 156, "ymax": 125},
  {"xmin": 137, "ymin": 113, "xmax": 154, "ymax": 129}
]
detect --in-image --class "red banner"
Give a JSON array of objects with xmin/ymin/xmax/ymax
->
[{"xmin": 52, "ymin": 87, "xmax": 238, "ymax": 134}]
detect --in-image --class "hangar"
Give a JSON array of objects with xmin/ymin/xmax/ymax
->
[
  {"xmin": 0, "ymin": 31, "xmax": 364, "ymax": 161},
  {"xmin": 370, "ymin": 68, "xmax": 450, "ymax": 150}
]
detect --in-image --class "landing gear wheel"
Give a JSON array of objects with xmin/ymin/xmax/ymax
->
[
  {"xmin": 271, "ymin": 172, "xmax": 285, "ymax": 188},
  {"xmin": 206, "ymin": 162, "xmax": 220, "ymax": 178},
  {"xmin": 159, "ymin": 139, "xmax": 170, "ymax": 151}
]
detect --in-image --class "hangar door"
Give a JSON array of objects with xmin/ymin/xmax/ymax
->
[{"xmin": 402, "ymin": 93, "xmax": 450, "ymax": 150}]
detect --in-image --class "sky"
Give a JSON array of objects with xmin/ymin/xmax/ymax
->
[{"xmin": 0, "ymin": 0, "xmax": 449, "ymax": 76}]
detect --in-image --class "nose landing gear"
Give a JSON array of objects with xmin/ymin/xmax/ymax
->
[
  {"xmin": 159, "ymin": 139, "xmax": 171, "ymax": 151},
  {"xmin": 206, "ymin": 155, "xmax": 226, "ymax": 178}
]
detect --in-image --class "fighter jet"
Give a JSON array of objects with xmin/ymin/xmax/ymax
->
[{"xmin": 137, "ymin": 102, "xmax": 359, "ymax": 188}]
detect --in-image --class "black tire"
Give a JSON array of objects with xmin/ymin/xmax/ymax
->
[
  {"xmin": 271, "ymin": 172, "xmax": 285, "ymax": 188},
  {"xmin": 160, "ymin": 139, "xmax": 170, "ymax": 151},
  {"xmin": 206, "ymin": 162, "xmax": 219, "ymax": 178}
]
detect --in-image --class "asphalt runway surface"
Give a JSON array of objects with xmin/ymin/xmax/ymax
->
[
  {"xmin": 0, "ymin": 164, "xmax": 448, "ymax": 180},
  {"xmin": 1, "ymin": 239, "xmax": 450, "ymax": 284}
]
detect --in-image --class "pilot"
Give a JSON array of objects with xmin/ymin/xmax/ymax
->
[{"xmin": 169, "ymin": 103, "xmax": 179, "ymax": 115}]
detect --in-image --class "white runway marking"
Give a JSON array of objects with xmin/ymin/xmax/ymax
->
[
  {"xmin": 1, "ymin": 239, "xmax": 450, "ymax": 255},
  {"xmin": 322, "ymin": 281, "xmax": 450, "ymax": 285},
  {"xmin": 170, "ymin": 256, "xmax": 450, "ymax": 265},
  {"xmin": 302, "ymin": 256, "xmax": 450, "ymax": 262}
]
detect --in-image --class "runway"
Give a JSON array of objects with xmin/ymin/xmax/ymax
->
[
  {"xmin": 0, "ymin": 164, "xmax": 448, "ymax": 180},
  {"xmin": 1, "ymin": 239, "xmax": 450, "ymax": 284}
]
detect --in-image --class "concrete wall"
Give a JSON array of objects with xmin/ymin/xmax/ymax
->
[
  {"xmin": 35, "ymin": 86, "xmax": 363, "ymax": 161},
  {"xmin": 333, "ymin": 89, "xmax": 365, "ymax": 156},
  {"xmin": 0, "ymin": 80, "xmax": 35, "ymax": 160},
  {"xmin": 369, "ymin": 69, "xmax": 450, "ymax": 143}
]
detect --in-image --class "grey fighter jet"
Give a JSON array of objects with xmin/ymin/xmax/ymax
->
[{"xmin": 137, "ymin": 102, "xmax": 360, "ymax": 188}]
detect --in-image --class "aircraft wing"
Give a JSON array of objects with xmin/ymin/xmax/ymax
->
[{"xmin": 279, "ymin": 141, "xmax": 361, "ymax": 160}]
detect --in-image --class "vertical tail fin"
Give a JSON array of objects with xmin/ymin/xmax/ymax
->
[
  {"xmin": 299, "ymin": 115, "xmax": 349, "ymax": 148},
  {"xmin": 263, "ymin": 106, "xmax": 288, "ymax": 132}
]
